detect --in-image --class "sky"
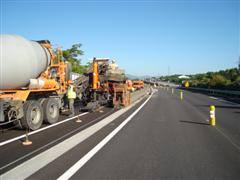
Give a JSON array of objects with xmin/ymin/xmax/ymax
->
[{"xmin": 1, "ymin": 0, "xmax": 239, "ymax": 76}]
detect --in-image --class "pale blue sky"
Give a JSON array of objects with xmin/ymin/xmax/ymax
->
[{"xmin": 1, "ymin": 0, "xmax": 239, "ymax": 76}]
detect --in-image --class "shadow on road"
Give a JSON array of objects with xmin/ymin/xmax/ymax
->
[
  {"xmin": 180, "ymin": 120, "xmax": 209, "ymax": 126},
  {"xmin": 178, "ymin": 88, "xmax": 240, "ymax": 104}
]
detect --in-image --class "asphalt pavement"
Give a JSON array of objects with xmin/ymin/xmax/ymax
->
[
  {"xmin": 2, "ymin": 88, "xmax": 240, "ymax": 179},
  {"xmin": 70, "ymin": 89, "xmax": 240, "ymax": 179}
]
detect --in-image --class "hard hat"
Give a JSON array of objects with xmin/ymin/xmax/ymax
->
[{"xmin": 112, "ymin": 60, "xmax": 116, "ymax": 63}]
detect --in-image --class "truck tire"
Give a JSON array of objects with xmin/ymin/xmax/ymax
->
[
  {"xmin": 21, "ymin": 100, "xmax": 43, "ymax": 130},
  {"xmin": 38, "ymin": 98, "xmax": 46, "ymax": 106},
  {"xmin": 42, "ymin": 98, "xmax": 59, "ymax": 124}
]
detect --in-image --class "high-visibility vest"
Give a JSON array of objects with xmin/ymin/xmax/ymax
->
[{"xmin": 67, "ymin": 85, "xmax": 76, "ymax": 99}]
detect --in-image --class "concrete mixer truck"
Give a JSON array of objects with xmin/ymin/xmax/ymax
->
[{"xmin": 0, "ymin": 35, "xmax": 71, "ymax": 130}]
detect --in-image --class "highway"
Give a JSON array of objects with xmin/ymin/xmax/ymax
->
[{"xmin": 1, "ymin": 88, "xmax": 240, "ymax": 179}]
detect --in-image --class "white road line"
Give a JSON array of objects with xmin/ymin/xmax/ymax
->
[
  {"xmin": 0, "ymin": 112, "xmax": 89, "ymax": 147},
  {"xmin": 0, "ymin": 109, "xmax": 113, "ymax": 171},
  {"xmin": 209, "ymin": 96, "xmax": 218, "ymax": 100},
  {"xmin": 215, "ymin": 126, "xmax": 240, "ymax": 152},
  {"xmin": 209, "ymin": 96, "xmax": 239, "ymax": 105},
  {"xmin": 218, "ymin": 99, "xmax": 239, "ymax": 105},
  {"xmin": 1, "ymin": 94, "xmax": 149, "ymax": 180},
  {"xmin": 57, "ymin": 93, "xmax": 153, "ymax": 180}
]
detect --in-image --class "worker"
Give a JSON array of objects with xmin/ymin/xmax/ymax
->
[
  {"xmin": 110, "ymin": 60, "xmax": 118, "ymax": 70},
  {"xmin": 67, "ymin": 80, "xmax": 76, "ymax": 117}
]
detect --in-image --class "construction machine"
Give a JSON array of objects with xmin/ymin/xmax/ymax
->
[
  {"xmin": 132, "ymin": 80, "xmax": 144, "ymax": 90},
  {"xmin": 0, "ymin": 35, "xmax": 130, "ymax": 130},
  {"xmin": 75, "ymin": 58, "xmax": 130, "ymax": 111},
  {"xmin": 0, "ymin": 35, "xmax": 131, "ymax": 130},
  {"xmin": 0, "ymin": 35, "xmax": 71, "ymax": 130}
]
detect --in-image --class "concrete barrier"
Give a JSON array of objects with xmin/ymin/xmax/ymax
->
[{"xmin": 130, "ymin": 87, "xmax": 150, "ymax": 103}]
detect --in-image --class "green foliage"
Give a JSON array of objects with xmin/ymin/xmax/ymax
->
[
  {"xmin": 209, "ymin": 74, "xmax": 230, "ymax": 88},
  {"xmin": 62, "ymin": 44, "xmax": 88, "ymax": 74},
  {"xmin": 160, "ymin": 68, "xmax": 240, "ymax": 90},
  {"xmin": 159, "ymin": 74, "xmax": 181, "ymax": 84}
]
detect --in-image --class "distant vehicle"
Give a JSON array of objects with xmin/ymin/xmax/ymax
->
[{"xmin": 132, "ymin": 80, "xmax": 144, "ymax": 90}]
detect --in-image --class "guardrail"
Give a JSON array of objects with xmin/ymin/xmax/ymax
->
[{"xmin": 182, "ymin": 87, "xmax": 240, "ymax": 98}]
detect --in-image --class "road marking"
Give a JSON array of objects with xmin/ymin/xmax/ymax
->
[
  {"xmin": 57, "ymin": 93, "xmax": 153, "ymax": 180},
  {"xmin": 1, "ymin": 94, "xmax": 149, "ymax": 180},
  {"xmin": 215, "ymin": 126, "xmax": 240, "ymax": 152},
  {"xmin": 0, "ymin": 112, "xmax": 89, "ymax": 147},
  {"xmin": 180, "ymin": 91, "xmax": 240, "ymax": 150},
  {"xmin": 0, "ymin": 110, "xmax": 114, "ymax": 171},
  {"xmin": 209, "ymin": 96, "xmax": 218, "ymax": 100},
  {"xmin": 209, "ymin": 96, "xmax": 239, "ymax": 105},
  {"xmin": 218, "ymin": 99, "xmax": 239, "ymax": 105}
]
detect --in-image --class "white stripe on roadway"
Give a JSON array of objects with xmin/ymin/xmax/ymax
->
[
  {"xmin": 0, "ymin": 112, "xmax": 89, "ymax": 147},
  {"xmin": 215, "ymin": 126, "xmax": 240, "ymax": 151},
  {"xmin": 1, "ymin": 94, "xmax": 149, "ymax": 180},
  {"xmin": 57, "ymin": 93, "xmax": 153, "ymax": 180},
  {"xmin": 218, "ymin": 99, "xmax": 239, "ymax": 105},
  {"xmin": 209, "ymin": 96, "xmax": 239, "ymax": 105},
  {"xmin": 209, "ymin": 96, "xmax": 218, "ymax": 100},
  {"xmin": 0, "ymin": 89, "xmax": 148, "ymax": 147}
]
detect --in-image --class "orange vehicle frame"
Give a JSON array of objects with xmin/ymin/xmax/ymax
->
[{"xmin": 0, "ymin": 43, "xmax": 67, "ymax": 102}]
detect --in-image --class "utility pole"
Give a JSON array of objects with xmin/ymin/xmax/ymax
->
[{"xmin": 238, "ymin": 56, "xmax": 240, "ymax": 70}]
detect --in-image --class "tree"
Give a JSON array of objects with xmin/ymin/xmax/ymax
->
[
  {"xmin": 62, "ymin": 44, "xmax": 88, "ymax": 74},
  {"xmin": 209, "ymin": 74, "xmax": 230, "ymax": 88}
]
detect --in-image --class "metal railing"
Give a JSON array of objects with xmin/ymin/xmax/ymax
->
[{"xmin": 183, "ymin": 87, "xmax": 240, "ymax": 97}]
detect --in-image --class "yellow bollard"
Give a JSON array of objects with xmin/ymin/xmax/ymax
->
[
  {"xmin": 209, "ymin": 105, "xmax": 216, "ymax": 126},
  {"xmin": 180, "ymin": 90, "xmax": 183, "ymax": 100}
]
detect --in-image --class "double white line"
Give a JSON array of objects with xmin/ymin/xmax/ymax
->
[
  {"xmin": 0, "ymin": 112, "xmax": 89, "ymax": 147},
  {"xmin": 2, "ymin": 93, "xmax": 152, "ymax": 179},
  {"xmin": 58, "ymin": 93, "xmax": 153, "ymax": 180}
]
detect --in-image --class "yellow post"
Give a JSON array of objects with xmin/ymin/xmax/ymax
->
[
  {"xmin": 180, "ymin": 90, "xmax": 183, "ymax": 100},
  {"xmin": 209, "ymin": 105, "xmax": 216, "ymax": 126},
  {"xmin": 92, "ymin": 60, "xmax": 98, "ymax": 90}
]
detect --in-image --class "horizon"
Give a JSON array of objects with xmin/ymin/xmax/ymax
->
[{"xmin": 128, "ymin": 65, "xmax": 239, "ymax": 77}]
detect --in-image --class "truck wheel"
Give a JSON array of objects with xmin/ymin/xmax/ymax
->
[
  {"xmin": 38, "ymin": 98, "xmax": 46, "ymax": 106},
  {"xmin": 21, "ymin": 100, "xmax": 43, "ymax": 130},
  {"xmin": 43, "ymin": 98, "xmax": 59, "ymax": 124}
]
